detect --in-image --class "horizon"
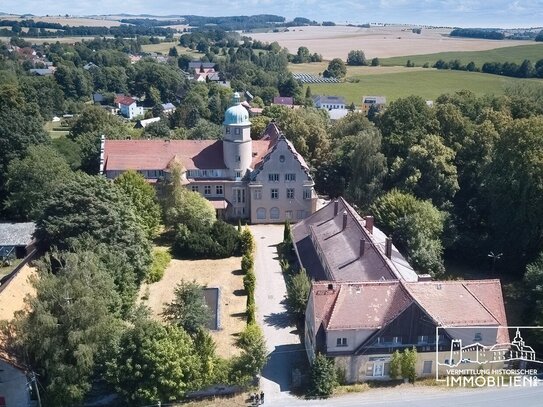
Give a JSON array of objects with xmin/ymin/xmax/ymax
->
[{"xmin": 1, "ymin": 0, "xmax": 543, "ymax": 29}]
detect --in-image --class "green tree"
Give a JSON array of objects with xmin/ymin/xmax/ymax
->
[
  {"xmin": 347, "ymin": 50, "xmax": 367, "ymax": 66},
  {"xmin": 310, "ymin": 353, "xmax": 338, "ymax": 397},
  {"xmin": 401, "ymin": 347, "xmax": 418, "ymax": 383},
  {"xmin": 371, "ymin": 190, "xmax": 445, "ymax": 276},
  {"xmin": 233, "ymin": 324, "xmax": 268, "ymax": 380},
  {"xmin": 9, "ymin": 250, "xmax": 123, "ymax": 407},
  {"xmin": 114, "ymin": 170, "xmax": 162, "ymax": 238},
  {"xmin": 107, "ymin": 318, "xmax": 202, "ymax": 405},
  {"xmin": 162, "ymin": 280, "xmax": 211, "ymax": 335},
  {"xmin": 286, "ymin": 269, "xmax": 311, "ymax": 319},
  {"xmin": 240, "ymin": 227, "xmax": 255, "ymax": 255},
  {"xmin": 250, "ymin": 115, "xmax": 271, "ymax": 139},
  {"xmin": 35, "ymin": 173, "xmax": 153, "ymax": 284},
  {"xmin": 389, "ymin": 350, "xmax": 402, "ymax": 379},
  {"xmin": 324, "ymin": 58, "xmax": 347, "ymax": 79},
  {"xmin": 4, "ymin": 145, "xmax": 73, "ymax": 220}
]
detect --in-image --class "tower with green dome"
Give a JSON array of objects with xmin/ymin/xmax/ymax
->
[{"xmin": 222, "ymin": 92, "xmax": 252, "ymax": 179}]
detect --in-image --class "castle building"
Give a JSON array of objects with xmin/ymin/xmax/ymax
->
[{"xmin": 100, "ymin": 93, "xmax": 317, "ymax": 223}]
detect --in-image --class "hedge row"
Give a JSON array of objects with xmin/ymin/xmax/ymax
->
[{"xmin": 241, "ymin": 227, "xmax": 256, "ymax": 325}]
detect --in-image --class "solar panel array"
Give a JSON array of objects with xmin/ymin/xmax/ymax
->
[{"xmin": 293, "ymin": 73, "xmax": 340, "ymax": 84}]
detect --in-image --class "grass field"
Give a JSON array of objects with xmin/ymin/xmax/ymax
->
[
  {"xmin": 141, "ymin": 42, "xmax": 201, "ymax": 57},
  {"xmin": 289, "ymin": 62, "xmax": 426, "ymax": 76},
  {"xmin": 44, "ymin": 121, "xmax": 71, "ymax": 139},
  {"xmin": 304, "ymin": 70, "xmax": 540, "ymax": 103},
  {"xmin": 380, "ymin": 43, "xmax": 543, "ymax": 67}
]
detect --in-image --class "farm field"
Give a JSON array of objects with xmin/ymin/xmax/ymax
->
[
  {"xmin": 0, "ymin": 36, "xmax": 114, "ymax": 44},
  {"xmin": 139, "ymin": 256, "xmax": 246, "ymax": 358},
  {"xmin": 304, "ymin": 70, "xmax": 539, "ymax": 103},
  {"xmin": 0, "ymin": 15, "xmax": 125, "ymax": 27},
  {"xmin": 380, "ymin": 43, "xmax": 543, "ymax": 67},
  {"xmin": 289, "ymin": 62, "xmax": 426, "ymax": 76},
  {"xmin": 249, "ymin": 25, "xmax": 534, "ymax": 60}
]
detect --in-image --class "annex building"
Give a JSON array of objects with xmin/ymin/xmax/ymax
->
[{"xmin": 101, "ymin": 93, "xmax": 317, "ymax": 223}]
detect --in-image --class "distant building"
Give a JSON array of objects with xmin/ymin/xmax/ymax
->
[
  {"xmin": 83, "ymin": 62, "xmax": 98, "ymax": 70},
  {"xmin": 161, "ymin": 103, "xmax": 176, "ymax": 114},
  {"xmin": 135, "ymin": 117, "xmax": 161, "ymax": 129},
  {"xmin": 188, "ymin": 61, "xmax": 216, "ymax": 71},
  {"xmin": 115, "ymin": 95, "xmax": 144, "ymax": 120},
  {"xmin": 0, "ymin": 222, "xmax": 36, "ymax": 261},
  {"xmin": 361, "ymin": 96, "xmax": 386, "ymax": 115},
  {"xmin": 328, "ymin": 108, "xmax": 351, "ymax": 121},
  {"xmin": 29, "ymin": 67, "xmax": 55, "ymax": 76},
  {"xmin": 313, "ymin": 95, "xmax": 346, "ymax": 110},
  {"xmin": 273, "ymin": 96, "xmax": 294, "ymax": 107},
  {"xmin": 102, "ymin": 93, "xmax": 317, "ymax": 223}
]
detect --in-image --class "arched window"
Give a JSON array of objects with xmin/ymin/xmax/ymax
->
[
  {"xmin": 256, "ymin": 207, "xmax": 266, "ymax": 220},
  {"xmin": 270, "ymin": 207, "xmax": 280, "ymax": 220}
]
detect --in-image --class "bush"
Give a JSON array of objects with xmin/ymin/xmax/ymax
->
[
  {"xmin": 147, "ymin": 249, "xmax": 171, "ymax": 283},
  {"xmin": 246, "ymin": 302, "xmax": 256, "ymax": 324},
  {"xmin": 286, "ymin": 268, "xmax": 311, "ymax": 319},
  {"xmin": 173, "ymin": 221, "xmax": 241, "ymax": 259},
  {"xmin": 243, "ymin": 269, "xmax": 256, "ymax": 297},
  {"xmin": 310, "ymin": 353, "xmax": 338, "ymax": 397},
  {"xmin": 234, "ymin": 324, "xmax": 268, "ymax": 378},
  {"xmin": 401, "ymin": 347, "xmax": 417, "ymax": 383},
  {"xmin": 210, "ymin": 220, "xmax": 241, "ymax": 257},
  {"xmin": 389, "ymin": 350, "xmax": 401, "ymax": 379},
  {"xmin": 241, "ymin": 253, "xmax": 254, "ymax": 274},
  {"xmin": 240, "ymin": 227, "xmax": 255, "ymax": 255}
]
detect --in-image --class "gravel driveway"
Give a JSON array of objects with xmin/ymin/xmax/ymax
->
[{"xmin": 250, "ymin": 224, "xmax": 306, "ymax": 404}]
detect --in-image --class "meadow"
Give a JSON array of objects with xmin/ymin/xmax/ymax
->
[
  {"xmin": 379, "ymin": 43, "xmax": 543, "ymax": 67},
  {"xmin": 304, "ymin": 70, "xmax": 539, "ymax": 103},
  {"xmin": 141, "ymin": 42, "xmax": 201, "ymax": 57}
]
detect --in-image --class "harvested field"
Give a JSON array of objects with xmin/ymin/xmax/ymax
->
[
  {"xmin": 0, "ymin": 36, "xmax": 114, "ymax": 44},
  {"xmin": 0, "ymin": 264, "xmax": 36, "ymax": 322},
  {"xmin": 139, "ymin": 256, "xmax": 246, "ymax": 358},
  {"xmin": 142, "ymin": 42, "xmax": 201, "ymax": 57},
  {"xmin": 250, "ymin": 25, "xmax": 534, "ymax": 60},
  {"xmin": 289, "ymin": 62, "xmax": 426, "ymax": 76},
  {"xmin": 0, "ymin": 15, "xmax": 124, "ymax": 27}
]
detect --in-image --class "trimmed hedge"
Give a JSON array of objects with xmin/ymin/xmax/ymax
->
[{"xmin": 147, "ymin": 249, "xmax": 172, "ymax": 283}]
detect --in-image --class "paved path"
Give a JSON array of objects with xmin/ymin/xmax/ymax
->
[{"xmin": 250, "ymin": 224, "xmax": 305, "ymax": 404}]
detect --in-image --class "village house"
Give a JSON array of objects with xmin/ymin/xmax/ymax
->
[
  {"xmin": 101, "ymin": 93, "xmax": 317, "ymax": 223},
  {"xmin": 292, "ymin": 198, "xmax": 509, "ymax": 382},
  {"xmin": 0, "ymin": 222, "xmax": 36, "ymax": 263},
  {"xmin": 114, "ymin": 95, "xmax": 144, "ymax": 120},
  {"xmin": 361, "ymin": 96, "xmax": 387, "ymax": 115},
  {"xmin": 161, "ymin": 103, "xmax": 176, "ymax": 114},
  {"xmin": 313, "ymin": 95, "xmax": 346, "ymax": 110}
]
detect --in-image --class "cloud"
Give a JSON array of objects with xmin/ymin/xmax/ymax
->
[{"xmin": 1, "ymin": 0, "xmax": 542, "ymax": 26}]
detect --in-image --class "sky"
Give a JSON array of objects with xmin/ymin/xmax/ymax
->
[{"xmin": 1, "ymin": 0, "xmax": 543, "ymax": 28}]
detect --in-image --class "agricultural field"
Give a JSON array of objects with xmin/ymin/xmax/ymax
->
[
  {"xmin": 0, "ymin": 35, "xmax": 114, "ymax": 44},
  {"xmin": 304, "ymin": 70, "xmax": 539, "ymax": 103},
  {"xmin": 139, "ymin": 256, "xmax": 246, "ymax": 358},
  {"xmin": 289, "ymin": 62, "xmax": 426, "ymax": 76},
  {"xmin": 0, "ymin": 15, "xmax": 124, "ymax": 27},
  {"xmin": 250, "ymin": 25, "xmax": 534, "ymax": 60},
  {"xmin": 380, "ymin": 43, "xmax": 543, "ymax": 67}
]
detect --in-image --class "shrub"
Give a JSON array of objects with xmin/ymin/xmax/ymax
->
[
  {"xmin": 240, "ymin": 227, "xmax": 255, "ymax": 255},
  {"xmin": 401, "ymin": 347, "xmax": 417, "ymax": 383},
  {"xmin": 241, "ymin": 253, "xmax": 254, "ymax": 274},
  {"xmin": 234, "ymin": 324, "xmax": 268, "ymax": 378},
  {"xmin": 147, "ymin": 249, "xmax": 171, "ymax": 283},
  {"xmin": 286, "ymin": 268, "xmax": 311, "ymax": 319},
  {"xmin": 173, "ymin": 221, "xmax": 241, "ymax": 259},
  {"xmin": 243, "ymin": 269, "xmax": 256, "ymax": 297},
  {"xmin": 389, "ymin": 350, "xmax": 402, "ymax": 379},
  {"xmin": 210, "ymin": 220, "xmax": 241, "ymax": 257},
  {"xmin": 310, "ymin": 353, "xmax": 338, "ymax": 397},
  {"xmin": 283, "ymin": 219, "xmax": 291, "ymax": 242},
  {"xmin": 246, "ymin": 302, "xmax": 256, "ymax": 324}
]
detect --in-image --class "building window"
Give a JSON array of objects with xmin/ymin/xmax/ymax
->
[
  {"xmin": 256, "ymin": 207, "xmax": 266, "ymax": 219},
  {"xmin": 336, "ymin": 337, "xmax": 348, "ymax": 347},
  {"xmin": 216, "ymin": 185, "xmax": 223, "ymax": 195},
  {"xmin": 236, "ymin": 155, "xmax": 241, "ymax": 162},
  {"xmin": 236, "ymin": 171, "xmax": 242, "ymax": 179},
  {"xmin": 254, "ymin": 189, "xmax": 262, "ymax": 200},
  {"xmin": 303, "ymin": 189, "xmax": 312, "ymax": 199},
  {"xmin": 287, "ymin": 188, "xmax": 295, "ymax": 199},
  {"xmin": 191, "ymin": 185, "xmax": 199, "ymax": 192},
  {"xmin": 423, "ymin": 361, "xmax": 433, "ymax": 374},
  {"xmin": 297, "ymin": 210, "xmax": 305, "ymax": 219},
  {"xmin": 392, "ymin": 336, "xmax": 402, "ymax": 345},
  {"xmin": 225, "ymin": 127, "xmax": 230, "ymax": 134},
  {"xmin": 270, "ymin": 207, "xmax": 280, "ymax": 219},
  {"xmin": 271, "ymin": 189, "xmax": 278, "ymax": 199},
  {"xmin": 279, "ymin": 154, "xmax": 285, "ymax": 162},
  {"xmin": 286, "ymin": 210, "xmax": 293, "ymax": 220},
  {"xmin": 204, "ymin": 185, "xmax": 211, "ymax": 195},
  {"xmin": 285, "ymin": 173, "xmax": 296, "ymax": 182},
  {"xmin": 474, "ymin": 333, "xmax": 482, "ymax": 342},
  {"xmin": 418, "ymin": 335, "xmax": 429, "ymax": 344},
  {"xmin": 235, "ymin": 128, "xmax": 241, "ymax": 135},
  {"xmin": 234, "ymin": 188, "xmax": 245, "ymax": 204},
  {"xmin": 268, "ymin": 173, "xmax": 280, "ymax": 182}
]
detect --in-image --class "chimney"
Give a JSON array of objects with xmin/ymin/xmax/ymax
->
[
  {"xmin": 342, "ymin": 210, "xmax": 348, "ymax": 230},
  {"xmin": 334, "ymin": 200, "xmax": 339, "ymax": 216},
  {"xmin": 385, "ymin": 236, "xmax": 392, "ymax": 259},
  {"xmin": 359, "ymin": 238, "xmax": 365, "ymax": 257},
  {"xmin": 365, "ymin": 216, "xmax": 374, "ymax": 235}
]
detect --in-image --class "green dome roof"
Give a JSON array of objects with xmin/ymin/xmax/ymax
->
[{"xmin": 224, "ymin": 92, "xmax": 250, "ymax": 126}]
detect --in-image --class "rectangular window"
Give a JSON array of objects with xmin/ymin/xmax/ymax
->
[
  {"xmin": 235, "ymin": 171, "xmax": 242, "ymax": 179},
  {"xmin": 216, "ymin": 185, "xmax": 223, "ymax": 195},
  {"xmin": 303, "ymin": 189, "xmax": 312, "ymax": 199},
  {"xmin": 234, "ymin": 188, "xmax": 245, "ymax": 204},
  {"xmin": 474, "ymin": 333, "xmax": 482, "ymax": 342},
  {"xmin": 236, "ymin": 155, "xmax": 241, "ymax": 162},
  {"xmin": 418, "ymin": 335, "xmax": 429, "ymax": 344},
  {"xmin": 285, "ymin": 173, "xmax": 296, "ymax": 182},
  {"xmin": 225, "ymin": 127, "xmax": 230, "ymax": 134},
  {"xmin": 271, "ymin": 189, "xmax": 278, "ymax": 199},
  {"xmin": 392, "ymin": 336, "xmax": 402, "ymax": 345},
  {"xmin": 204, "ymin": 185, "xmax": 211, "ymax": 195},
  {"xmin": 254, "ymin": 189, "xmax": 262, "ymax": 200},
  {"xmin": 287, "ymin": 188, "xmax": 295, "ymax": 199},
  {"xmin": 285, "ymin": 210, "xmax": 293, "ymax": 220},
  {"xmin": 297, "ymin": 210, "xmax": 305, "ymax": 219},
  {"xmin": 423, "ymin": 361, "xmax": 433, "ymax": 374},
  {"xmin": 191, "ymin": 185, "xmax": 199, "ymax": 192},
  {"xmin": 336, "ymin": 337, "xmax": 347, "ymax": 347},
  {"xmin": 235, "ymin": 128, "xmax": 241, "ymax": 135},
  {"xmin": 268, "ymin": 173, "xmax": 280, "ymax": 182}
]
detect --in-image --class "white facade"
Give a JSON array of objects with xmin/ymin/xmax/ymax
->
[{"xmin": 120, "ymin": 102, "xmax": 144, "ymax": 119}]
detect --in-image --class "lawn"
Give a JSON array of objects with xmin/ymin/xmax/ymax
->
[
  {"xmin": 304, "ymin": 70, "xmax": 540, "ymax": 103},
  {"xmin": 379, "ymin": 43, "xmax": 543, "ymax": 68},
  {"xmin": 141, "ymin": 42, "xmax": 201, "ymax": 58},
  {"xmin": 44, "ymin": 120, "xmax": 71, "ymax": 139},
  {"xmin": 139, "ymin": 256, "xmax": 246, "ymax": 358}
]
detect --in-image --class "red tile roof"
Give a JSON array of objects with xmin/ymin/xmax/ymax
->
[
  {"xmin": 114, "ymin": 95, "xmax": 136, "ymax": 106},
  {"xmin": 103, "ymin": 139, "xmax": 275, "ymax": 172}
]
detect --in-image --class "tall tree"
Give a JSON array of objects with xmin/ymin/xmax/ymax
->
[
  {"xmin": 162, "ymin": 280, "xmax": 211, "ymax": 335},
  {"xmin": 323, "ymin": 58, "xmax": 347, "ymax": 78}
]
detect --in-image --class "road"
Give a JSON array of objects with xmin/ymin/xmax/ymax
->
[{"xmin": 250, "ymin": 224, "xmax": 305, "ymax": 405}]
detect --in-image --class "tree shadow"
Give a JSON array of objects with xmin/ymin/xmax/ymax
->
[
  {"xmin": 231, "ymin": 269, "xmax": 244, "ymax": 276},
  {"xmin": 263, "ymin": 311, "xmax": 295, "ymax": 329},
  {"xmin": 261, "ymin": 343, "xmax": 307, "ymax": 393},
  {"xmin": 233, "ymin": 289, "xmax": 246, "ymax": 296}
]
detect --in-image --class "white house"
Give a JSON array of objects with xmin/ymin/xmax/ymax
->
[
  {"xmin": 313, "ymin": 95, "xmax": 346, "ymax": 110},
  {"xmin": 115, "ymin": 95, "xmax": 144, "ymax": 120}
]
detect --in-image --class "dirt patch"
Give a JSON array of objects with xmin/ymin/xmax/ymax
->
[
  {"xmin": 0, "ymin": 264, "xmax": 36, "ymax": 322},
  {"xmin": 250, "ymin": 25, "xmax": 534, "ymax": 60},
  {"xmin": 139, "ymin": 256, "xmax": 246, "ymax": 358}
]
